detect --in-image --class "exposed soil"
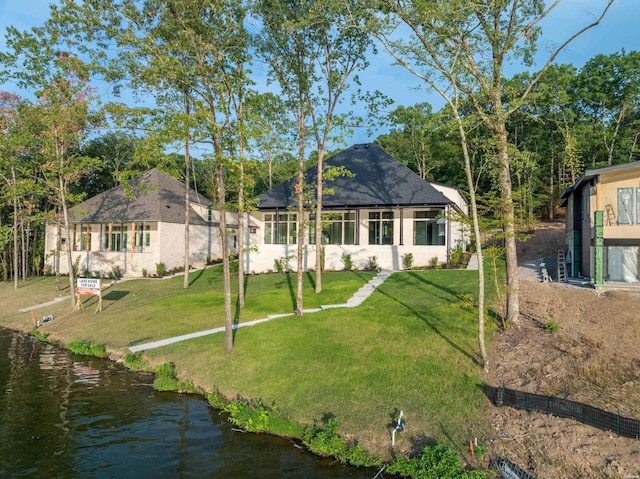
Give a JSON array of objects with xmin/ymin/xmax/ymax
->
[{"xmin": 484, "ymin": 222, "xmax": 640, "ymax": 478}]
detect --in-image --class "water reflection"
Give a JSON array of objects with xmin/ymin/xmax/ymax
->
[{"xmin": 0, "ymin": 331, "xmax": 374, "ymax": 478}]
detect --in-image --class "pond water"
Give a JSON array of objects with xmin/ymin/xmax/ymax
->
[{"xmin": 0, "ymin": 330, "xmax": 376, "ymax": 478}]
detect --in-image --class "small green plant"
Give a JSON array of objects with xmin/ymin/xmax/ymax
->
[
  {"xmin": 429, "ymin": 256, "xmax": 439, "ymax": 269},
  {"xmin": 82, "ymin": 267, "xmax": 92, "ymax": 278},
  {"xmin": 124, "ymin": 352, "xmax": 150, "ymax": 371},
  {"xmin": 156, "ymin": 262, "xmax": 167, "ymax": 278},
  {"xmin": 365, "ymin": 256, "xmax": 379, "ymax": 271},
  {"xmin": 72, "ymin": 256, "xmax": 81, "ymax": 278},
  {"xmin": 142, "ymin": 268, "xmax": 148, "ymax": 278},
  {"xmin": 153, "ymin": 362, "xmax": 197, "ymax": 393},
  {"xmin": 542, "ymin": 320, "xmax": 561, "ymax": 333},
  {"xmin": 302, "ymin": 416, "xmax": 380, "ymax": 468},
  {"xmin": 341, "ymin": 253, "xmax": 353, "ymax": 271},
  {"xmin": 67, "ymin": 340, "xmax": 109, "ymax": 358},
  {"xmin": 273, "ymin": 256, "xmax": 290, "ymax": 273},
  {"xmin": 456, "ymin": 292, "xmax": 475, "ymax": 308},
  {"xmin": 450, "ymin": 246, "xmax": 464, "ymax": 268},
  {"xmin": 28, "ymin": 328, "xmax": 49, "ymax": 341},
  {"xmin": 108, "ymin": 265, "xmax": 123, "ymax": 280},
  {"xmin": 402, "ymin": 252, "xmax": 414, "ymax": 270},
  {"xmin": 387, "ymin": 444, "xmax": 484, "ymax": 479}
]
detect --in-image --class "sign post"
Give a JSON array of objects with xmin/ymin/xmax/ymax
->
[{"xmin": 75, "ymin": 278, "xmax": 103, "ymax": 312}]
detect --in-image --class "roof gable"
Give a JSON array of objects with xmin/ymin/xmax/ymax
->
[
  {"xmin": 69, "ymin": 169, "xmax": 213, "ymax": 224},
  {"xmin": 258, "ymin": 143, "xmax": 453, "ymax": 209}
]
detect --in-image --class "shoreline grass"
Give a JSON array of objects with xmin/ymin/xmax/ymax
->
[{"xmin": 0, "ymin": 265, "xmax": 495, "ymax": 467}]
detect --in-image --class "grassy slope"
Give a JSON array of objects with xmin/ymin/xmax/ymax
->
[{"xmin": 0, "ymin": 266, "xmax": 493, "ymax": 460}]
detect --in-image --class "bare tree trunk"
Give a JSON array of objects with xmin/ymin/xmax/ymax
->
[
  {"xmin": 55, "ymin": 221, "xmax": 61, "ymax": 292},
  {"xmin": 295, "ymin": 116, "xmax": 305, "ymax": 316},
  {"xmin": 314, "ymin": 146, "xmax": 325, "ymax": 294},
  {"xmin": 549, "ymin": 148, "xmax": 555, "ymax": 221},
  {"xmin": 183, "ymin": 92, "xmax": 191, "ymax": 289},
  {"xmin": 496, "ymin": 126, "xmax": 520, "ymax": 327},
  {"xmin": 60, "ymin": 176, "xmax": 77, "ymax": 309},
  {"xmin": 456, "ymin": 116, "xmax": 488, "ymax": 371},
  {"xmin": 12, "ymin": 166, "xmax": 19, "ymax": 289},
  {"xmin": 1, "ymin": 213, "xmax": 6, "ymax": 282},
  {"xmin": 236, "ymin": 79, "xmax": 246, "ymax": 309},
  {"xmin": 217, "ymin": 159, "xmax": 233, "ymax": 353}
]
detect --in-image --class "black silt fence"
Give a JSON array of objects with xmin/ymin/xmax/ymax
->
[
  {"xmin": 490, "ymin": 386, "xmax": 640, "ymax": 439},
  {"xmin": 489, "ymin": 455, "xmax": 537, "ymax": 479}
]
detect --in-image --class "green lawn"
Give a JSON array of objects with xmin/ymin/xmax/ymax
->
[
  {"xmin": 0, "ymin": 266, "xmax": 495, "ymax": 461},
  {"xmin": 144, "ymin": 269, "xmax": 494, "ymax": 459}
]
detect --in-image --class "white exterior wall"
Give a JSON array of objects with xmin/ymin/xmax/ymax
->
[
  {"xmin": 244, "ymin": 206, "xmax": 465, "ymax": 273},
  {"xmin": 45, "ymin": 211, "xmax": 262, "ymax": 278}
]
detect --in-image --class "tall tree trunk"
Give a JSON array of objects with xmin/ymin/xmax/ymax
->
[
  {"xmin": 59, "ymin": 174, "xmax": 77, "ymax": 309},
  {"xmin": 236, "ymin": 77, "xmax": 245, "ymax": 309},
  {"xmin": 1, "ymin": 213, "xmax": 7, "ymax": 282},
  {"xmin": 295, "ymin": 111, "xmax": 305, "ymax": 316},
  {"xmin": 12, "ymin": 166, "xmax": 18, "ymax": 289},
  {"xmin": 495, "ymin": 126, "xmax": 520, "ymax": 327},
  {"xmin": 183, "ymin": 92, "xmax": 191, "ymax": 290},
  {"xmin": 314, "ymin": 146, "xmax": 325, "ymax": 293},
  {"xmin": 455, "ymin": 111, "xmax": 488, "ymax": 370},
  {"xmin": 217, "ymin": 158, "xmax": 233, "ymax": 353}
]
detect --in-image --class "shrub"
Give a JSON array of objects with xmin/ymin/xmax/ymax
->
[
  {"xmin": 108, "ymin": 265, "xmax": 123, "ymax": 280},
  {"xmin": 341, "ymin": 253, "xmax": 353, "ymax": 271},
  {"xmin": 153, "ymin": 362, "xmax": 197, "ymax": 393},
  {"xmin": 67, "ymin": 340, "xmax": 109, "ymax": 358},
  {"xmin": 429, "ymin": 256, "xmax": 439, "ymax": 269},
  {"xmin": 124, "ymin": 352, "xmax": 150, "ymax": 371},
  {"xmin": 28, "ymin": 328, "xmax": 49, "ymax": 342},
  {"xmin": 449, "ymin": 246, "xmax": 464, "ymax": 268},
  {"xmin": 387, "ymin": 444, "xmax": 484, "ymax": 479},
  {"xmin": 156, "ymin": 262, "xmax": 167, "ymax": 278},
  {"xmin": 142, "ymin": 268, "xmax": 148, "ymax": 278},
  {"xmin": 274, "ymin": 256, "xmax": 290, "ymax": 273},
  {"xmin": 402, "ymin": 253, "xmax": 414, "ymax": 270},
  {"xmin": 82, "ymin": 267, "xmax": 92, "ymax": 278},
  {"xmin": 302, "ymin": 417, "xmax": 380, "ymax": 468},
  {"xmin": 365, "ymin": 256, "xmax": 379, "ymax": 271},
  {"xmin": 72, "ymin": 256, "xmax": 81, "ymax": 278}
]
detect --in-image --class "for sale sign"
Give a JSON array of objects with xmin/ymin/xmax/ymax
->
[{"xmin": 76, "ymin": 278, "xmax": 101, "ymax": 296}]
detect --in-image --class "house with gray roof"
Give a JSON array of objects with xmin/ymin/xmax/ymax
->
[
  {"xmin": 45, "ymin": 168, "xmax": 258, "ymax": 278},
  {"xmin": 244, "ymin": 143, "xmax": 469, "ymax": 273}
]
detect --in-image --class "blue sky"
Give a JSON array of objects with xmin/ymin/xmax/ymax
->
[{"xmin": 0, "ymin": 0, "xmax": 637, "ymax": 148}]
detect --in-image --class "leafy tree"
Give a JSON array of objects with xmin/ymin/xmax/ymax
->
[
  {"xmin": 363, "ymin": 0, "xmax": 615, "ymax": 328},
  {"xmin": 255, "ymin": 0, "xmax": 374, "ymax": 298}
]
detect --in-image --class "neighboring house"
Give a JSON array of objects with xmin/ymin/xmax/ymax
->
[
  {"xmin": 560, "ymin": 160, "xmax": 640, "ymax": 285},
  {"xmin": 244, "ymin": 143, "xmax": 469, "ymax": 273},
  {"xmin": 45, "ymin": 168, "xmax": 259, "ymax": 278}
]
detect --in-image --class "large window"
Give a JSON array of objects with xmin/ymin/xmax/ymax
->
[
  {"xmin": 618, "ymin": 187, "xmax": 634, "ymax": 224},
  {"xmin": 134, "ymin": 223, "xmax": 151, "ymax": 251},
  {"xmin": 264, "ymin": 213, "xmax": 297, "ymax": 245},
  {"xmin": 368, "ymin": 212, "xmax": 393, "ymax": 245},
  {"xmin": 414, "ymin": 210, "xmax": 445, "ymax": 245},
  {"xmin": 310, "ymin": 212, "xmax": 356, "ymax": 245},
  {"xmin": 103, "ymin": 225, "xmax": 128, "ymax": 252}
]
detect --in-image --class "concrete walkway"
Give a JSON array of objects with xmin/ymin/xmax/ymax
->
[
  {"xmin": 129, "ymin": 269, "xmax": 395, "ymax": 353},
  {"xmin": 466, "ymin": 253, "xmax": 479, "ymax": 270},
  {"xmin": 18, "ymin": 295, "xmax": 71, "ymax": 312}
]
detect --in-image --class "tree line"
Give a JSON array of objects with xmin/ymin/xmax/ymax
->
[{"xmin": 0, "ymin": 0, "xmax": 627, "ymax": 360}]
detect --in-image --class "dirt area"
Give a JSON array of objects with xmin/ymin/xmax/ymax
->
[{"xmin": 485, "ymin": 222, "xmax": 640, "ymax": 478}]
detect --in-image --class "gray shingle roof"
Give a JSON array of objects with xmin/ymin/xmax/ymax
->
[
  {"xmin": 69, "ymin": 168, "xmax": 213, "ymax": 225},
  {"xmin": 258, "ymin": 143, "xmax": 453, "ymax": 209}
]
